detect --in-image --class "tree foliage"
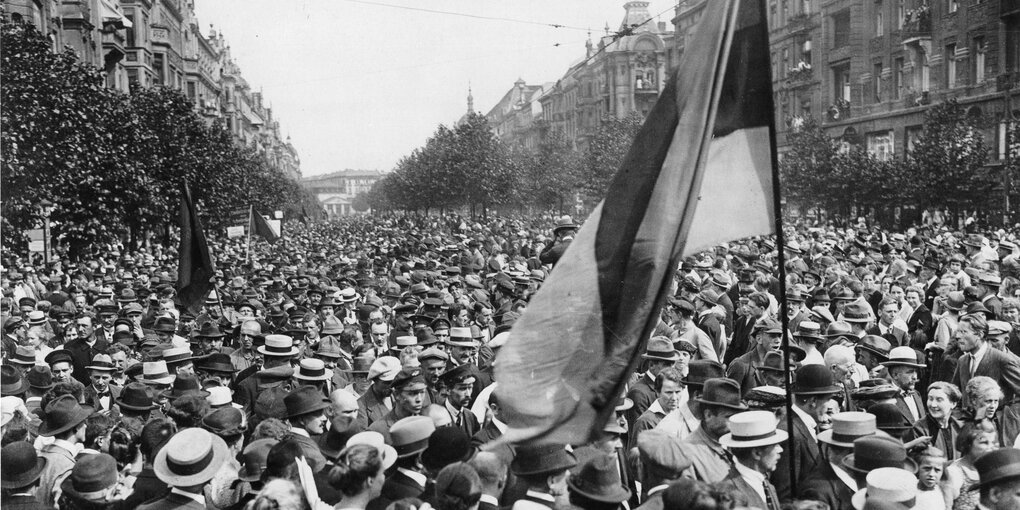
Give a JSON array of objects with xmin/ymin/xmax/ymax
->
[{"xmin": 1, "ymin": 19, "xmax": 312, "ymax": 256}]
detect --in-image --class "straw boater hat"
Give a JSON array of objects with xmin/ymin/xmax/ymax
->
[
  {"xmin": 294, "ymin": 358, "xmax": 332, "ymax": 382},
  {"xmin": 153, "ymin": 428, "xmax": 231, "ymax": 487},
  {"xmin": 817, "ymin": 412, "xmax": 878, "ymax": 448},
  {"xmin": 447, "ymin": 327, "xmax": 478, "ymax": 348},
  {"xmin": 346, "ymin": 431, "xmax": 398, "ymax": 471},
  {"xmin": 880, "ymin": 346, "xmax": 925, "ymax": 369},
  {"xmin": 851, "ymin": 467, "xmax": 918, "ymax": 510},
  {"xmin": 719, "ymin": 410, "xmax": 788, "ymax": 449},
  {"xmin": 257, "ymin": 335, "xmax": 300, "ymax": 357}
]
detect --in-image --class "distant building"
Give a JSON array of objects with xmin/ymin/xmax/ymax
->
[{"xmin": 302, "ymin": 170, "xmax": 386, "ymax": 217}]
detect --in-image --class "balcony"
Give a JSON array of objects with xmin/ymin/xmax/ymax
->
[
  {"xmin": 786, "ymin": 66, "xmax": 813, "ymax": 86},
  {"xmin": 827, "ymin": 99, "xmax": 852, "ymax": 121},
  {"xmin": 901, "ymin": 10, "xmax": 931, "ymax": 45},
  {"xmin": 634, "ymin": 78, "xmax": 659, "ymax": 94}
]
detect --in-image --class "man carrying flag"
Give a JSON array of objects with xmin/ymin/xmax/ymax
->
[{"xmin": 494, "ymin": 0, "xmax": 779, "ymax": 449}]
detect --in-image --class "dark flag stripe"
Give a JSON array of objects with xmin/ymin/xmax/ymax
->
[
  {"xmin": 252, "ymin": 208, "xmax": 281, "ymax": 244},
  {"xmin": 176, "ymin": 182, "xmax": 216, "ymax": 314}
]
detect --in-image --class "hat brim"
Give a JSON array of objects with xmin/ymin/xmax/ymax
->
[
  {"xmin": 791, "ymin": 385, "xmax": 843, "ymax": 395},
  {"xmin": 257, "ymin": 346, "xmax": 300, "ymax": 357},
  {"xmin": 719, "ymin": 428, "xmax": 788, "ymax": 448},
  {"xmin": 9, "ymin": 358, "xmax": 35, "ymax": 366},
  {"xmin": 567, "ymin": 478, "xmax": 632, "ymax": 504},
  {"xmin": 115, "ymin": 399, "xmax": 157, "ymax": 411},
  {"xmin": 0, "ymin": 456, "xmax": 46, "ymax": 488},
  {"xmin": 142, "ymin": 376, "xmax": 175, "ymax": 386},
  {"xmin": 816, "ymin": 429, "xmax": 873, "ymax": 448},
  {"xmin": 153, "ymin": 433, "xmax": 231, "ymax": 486},
  {"xmin": 842, "ymin": 454, "xmax": 917, "ymax": 475},
  {"xmin": 615, "ymin": 398, "xmax": 634, "ymax": 412},
  {"xmin": 446, "ymin": 340, "xmax": 480, "ymax": 348},
  {"xmin": 285, "ymin": 399, "xmax": 330, "ymax": 419},
  {"xmin": 694, "ymin": 398, "xmax": 749, "ymax": 411},
  {"xmin": 38, "ymin": 405, "xmax": 95, "ymax": 437},
  {"xmin": 880, "ymin": 361, "xmax": 925, "ymax": 369},
  {"xmin": 842, "ymin": 316, "xmax": 871, "ymax": 323},
  {"xmin": 294, "ymin": 373, "xmax": 332, "ymax": 382},
  {"xmin": 642, "ymin": 351, "xmax": 681, "ymax": 362}
]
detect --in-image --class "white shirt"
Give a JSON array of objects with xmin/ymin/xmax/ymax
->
[
  {"xmin": 289, "ymin": 427, "xmax": 310, "ymax": 438},
  {"xmin": 792, "ymin": 404, "xmax": 818, "ymax": 440},
  {"xmin": 733, "ymin": 459, "xmax": 767, "ymax": 504},
  {"xmin": 397, "ymin": 467, "xmax": 427, "ymax": 488},
  {"xmin": 830, "ymin": 462, "xmax": 858, "ymax": 490},
  {"xmin": 480, "ymin": 494, "xmax": 500, "ymax": 507},
  {"xmin": 971, "ymin": 342, "xmax": 989, "ymax": 376},
  {"xmin": 171, "ymin": 488, "xmax": 207, "ymax": 506},
  {"xmin": 903, "ymin": 390, "xmax": 921, "ymax": 421}
]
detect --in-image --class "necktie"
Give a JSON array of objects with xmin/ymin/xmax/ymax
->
[
  {"xmin": 763, "ymin": 480, "xmax": 778, "ymax": 510},
  {"xmin": 970, "ymin": 354, "xmax": 977, "ymax": 378}
]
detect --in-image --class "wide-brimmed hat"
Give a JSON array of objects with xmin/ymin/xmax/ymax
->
[
  {"xmin": 196, "ymin": 353, "xmax": 234, "ymax": 375},
  {"xmin": 856, "ymin": 335, "xmax": 892, "ymax": 360},
  {"xmin": 194, "ymin": 321, "xmax": 226, "ymax": 339},
  {"xmin": 790, "ymin": 364, "xmax": 842, "ymax": 395},
  {"xmin": 26, "ymin": 365, "xmax": 54, "ymax": 390},
  {"xmin": 972, "ymin": 448, "xmax": 1020, "ymax": 491},
  {"xmin": 511, "ymin": 443, "xmax": 577, "ymax": 476},
  {"xmin": 0, "ymin": 366, "xmax": 26, "ymax": 397},
  {"xmin": 161, "ymin": 374, "xmax": 210, "ymax": 401},
  {"xmin": 294, "ymin": 358, "xmax": 332, "ymax": 382},
  {"xmin": 643, "ymin": 336, "xmax": 680, "ymax": 362},
  {"xmin": 9, "ymin": 345, "xmax": 36, "ymax": 367},
  {"xmin": 754, "ymin": 350, "xmax": 797, "ymax": 373},
  {"xmin": 201, "ymin": 406, "xmax": 246, "ymax": 438},
  {"xmin": 681, "ymin": 360, "xmax": 725, "ymax": 389},
  {"xmin": 843, "ymin": 435, "xmax": 917, "ymax": 475},
  {"xmin": 850, "ymin": 467, "xmax": 918, "ymax": 510},
  {"xmin": 880, "ymin": 346, "xmax": 925, "ymax": 369},
  {"xmin": 152, "ymin": 316, "xmax": 177, "ymax": 334},
  {"xmin": 39, "ymin": 395, "xmax": 94, "ymax": 437},
  {"xmin": 567, "ymin": 454, "xmax": 631, "ymax": 503},
  {"xmin": 320, "ymin": 316, "xmax": 345, "ymax": 336},
  {"xmin": 116, "ymin": 382, "xmax": 157, "ymax": 411},
  {"xmin": 86, "ymin": 354, "xmax": 116, "ymax": 372},
  {"xmin": 842, "ymin": 302, "xmax": 872, "ymax": 323},
  {"xmin": 60, "ymin": 453, "xmax": 119, "ymax": 502},
  {"xmin": 162, "ymin": 347, "xmax": 194, "ymax": 366},
  {"xmin": 346, "ymin": 431, "xmax": 398, "ymax": 471},
  {"xmin": 153, "ymin": 428, "xmax": 231, "ymax": 486},
  {"xmin": 817, "ymin": 412, "xmax": 877, "ymax": 448},
  {"xmin": 1, "ymin": 441, "xmax": 46, "ymax": 489},
  {"xmin": 237, "ymin": 438, "xmax": 279, "ymax": 482},
  {"xmin": 694, "ymin": 378, "xmax": 749, "ymax": 411},
  {"xmin": 141, "ymin": 360, "xmax": 175, "ymax": 385},
  {"xmin": 720, "ymin": 410, "xmax": 788, "ymax": 448},
  {"xmin": 421, "ymin": 426, "xmax": 474, "ymax": 471},
  {"xmin": 793, "ymin": 321, "xmax": 823, "ymax": 342},
  {"xmin": 258, "ymin": 334, "xmax": 299, "ymax": 357},
  {"xmin": 284, "ymin": 386, "xmax": 330, "ymax": 418},
  {"xmin": 869, "ymin": 402, "xmax": 914, "ymax": 433},
  {"xmin": 390, "ymin": 415, "xmax": 436, "ymax": 458}
]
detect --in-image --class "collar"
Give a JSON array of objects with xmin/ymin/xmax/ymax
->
[
  {"xmin": 397, "ymin": 467, "xmax": 427, "ymax": 488},
  {"xmin": 79, "ymin": 447, "xmax": 102, "ymax": 456},
  {"xmin": 647, "ymin": 484, "xmax": 670, "ymax": 497},
  {"xmin": 480, "ymin": 494, "xmax": 500, "ymax": 507},
  {"xmin": 734, "ymin": 459, "xmax": 766, "ymax": 484},
  {"xmin": 830, "ymin": 461, "xmax": 858, "ymax": 490},
  {"xmin": 51, "ymin": 438, "xmax": 79, "ymax": 456},
  {"xmin": 525, "ymin": 490, "xmax": 556, "ymax": 502},
  {"xmin": 171, "ymin": 487, "xmax": 207, "ymax": 505},
  {"xmin": 289, "ymin": 427, "xmax": 310, "ymax": 438},
  {"xmin": 648, "ymin": 398, "xmax": 667, "ymax": 416},
  {"xmin": 792, "ymin": 405, "xmax": 818, "ymax": 439},
  {"xmin": 972, "ymin": 342, "xmax": 990, "ymax": 367},
  {"xmin": 445, "ymin": 399, "xmax": 461, "ymax": 418},
  {"xmin": 645, "ymin": 371, "xmax": 657, "ymax": 383},
  {"xmin": 493, "ymin": 417, "xmax": 508, "ymax": 434}
]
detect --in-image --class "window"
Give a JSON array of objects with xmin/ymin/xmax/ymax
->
[
  {"xmin": 906, "ymin": 125, "xmax": 923, "ymax": 155},
  {"xmin": 921, "ymin": 50, "xmax": 931, "ymax": 91},
  {"xmin": 153, "ymin": 53, "xmax": 165, "ymax": 86},
  {"xmin": 771, "ymin": 51, "xmax": 778, "ymax": 80},
  {"xmin": 125, "ymin": 9, "xmax": 135, "ymax": 46},
  {"xmin": 874, "ymin": 62, "xmax": 883, "ymax": 102},
  {"xmin": 800, "ymin": 98, "xmax": 812, "ymax": 117},
  {"xmin": 875, "ymin": 1, "xmax": 884, "ymax": 36},
  {"xmin": 833, "ymin": 11, "xmax": 851, "ymax": 48},
  {"xmin": 187, "ymin": 81, "xmax": 196, "ymax": 99},
  {"xmin": 782, "ymin": 48, "xmax": 790, "ymax": 78},
  {"xmin": 897, "ymin": 0, "xmax": 905, "ymax": 29},
  {"xmin": 894, "ymin": 58, "xmax": 904, "ymax": 99},
  {"xmin": 867, "ymin": 130, "xmax": 895, "ymax": 161},
  {"xmin": 782, "ymin": 0, "xmax": 789, "ymax": 23},
  {"xmin": 1009, "ymin": 16, "xmax": 1020, "ymax": 74},
  {"xmin": 946, "ymin": 44, "xmax": 957, "ymax": 88},
  {"xmin": 1000, "ymin": 119, "xmax": 1018, "ymax": 160},
  {"xmin": 833, "ymin": 62, "xmax": 852, "ymax": 102},
  {"xmin": 974, "ymin": 38, "xmax": 986, "ymax": 83},
  {"xmin": 770, "ymin": 0, "xmax": 778, "ymax": 29}
]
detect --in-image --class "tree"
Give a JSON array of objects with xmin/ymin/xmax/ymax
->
[
  {"xmin": 523, "ymin": 130, "xmax": 577, "ymax": 213},
  {"xmin": 351, "ymin": 192, "xmax": 371, "ymax": 212},
  {"xmin": 779, "ymin": 119, "xmax": 840, "ymax": 213},
  {"xmin": 575, "ymin": 112, "xmax": 644, "ymax": 204}
]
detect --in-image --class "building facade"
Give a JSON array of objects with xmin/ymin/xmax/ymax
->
[
  {"xmin": 3, "ymin": 0, "xmax": 301, "ymax": 179},
  {"xmin": 302, "ymin": 170, "xmax": 386, "ymax": 217}
]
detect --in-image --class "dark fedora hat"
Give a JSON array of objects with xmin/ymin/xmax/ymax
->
[
  {"xmin": 642, "ymin": 336, "xmax": 680, "ymax": 362},
  {"xmin": 972, "ymin": 448, "xmax": 1020, "ymax": 491},
  {"xmin": 421, "ymin": 426, "xmax": 474, "ymax": 472},
  {"xmin": 196, "ymin": 353, "xmax": 234, "ymax": 375},
  {"xmin": 868, "ymin": 402, "xmax": 914, "ymax": 434},
  {"xmin": 511, "ymin": 443, "xmax": 577, "ymax": 476},
  {"xmin": 753, "ymin": 350, "xmax": 797, "ymax": 373},
  {"xmin": 843, "ymin": 435, "xmax": 917, "ymax": 475},
  {"xmin": 161, "ymin": 374, "xmax": 209, "ymax": 401},
  {"xmin": 201, "ymin": 406, "xmax": 246, "ymax": 438},
  {"xmin": 856, "ymin": 335, "xmax": 892, "ymax": 360},
  {"xmin": 283, "ymin": 386, "xmax": 330, "ymax": 419},
  {"xmin": 115, "ymin": 382, "xmax": 156, "ymax": 411},
  {"xmin": 567, "ymin": 453, "xmax": 632, "ymax": 503},
  {"xmin": 681, "ymin": 360, "xmax": 725, "ymax": 389},
  {"xmin": 1, "ymin": 441, "xmax": 47, "ymax": 488},
  {"xmin": 60, "ymin": 453, "xmax": 119, "ymax": 502},
  {"xmin": 26, "ymin": 365, "xmax": 55, "ymax": 390},
  {"xmin": 238, "ymin": 438, "xmax": 278, "ymax": 482},
  {"xmin": 152, "ymin": 316, "xmax": 177, "ymax": 334},
  {"xmin": 39, "ymin": 394, "xmax": 94, "ymax": 437},
  {"xmin": 194, "ymin": 321, "xmax": 226, "ymax": 338},
  {"xmin": 790, "ymin": 364, "xmax": 842, "ymax": 395},
  {"xmin": 0, "ymin": 365, "xmax": 26, "ymax": 397},
  {"xmin": 694, "ymin": 378, "xmax": 749, "ymax": 411}
]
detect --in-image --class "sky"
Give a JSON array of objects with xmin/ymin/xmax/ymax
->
[{"xmin": 192, "ymin": 0, "xmax": 673, "ymax": 176}]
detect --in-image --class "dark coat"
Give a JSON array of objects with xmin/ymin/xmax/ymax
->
[
  {"xmin": 717, "ymin": 465, "xmax": 781, "ymax": 510},
  {"xmin": 82, "ymin": 383, "xmax": 122, "ymax": 412},
  {"xmin": 866, "ymin": 325, "xmax": 909, "ymax": 347},
  {"xmin": 798, "ymin": 459, "xmax": 856, "ymax": 510},
  {"xmin": 121, "ymin": 467, "xmax": 168, "ymax": 508},
  {"xmin": 953, "ymin": 345, "xmax": 1020, "ymax": 408},
  {"xmin": 4, "ymin": 494, "xmax": 55, "ymax": 510},
  {"xmin": 63, "ymin": 337, "xmax": 111, "ymax": 386},
  {"xmin": 625, "ymin": 373, "xmax": 656, "ymax": 426},
  {"xmin": 892, "ymin": 389, "xmax": 927, "ymax": 424},
  {"xmin": 358, "ymin": 385, "xmax": 392, "ymax": 429},
  {"xmin": 367, "ymin": 470, "xmax": 427, "ymax": 510},
  {"xmin": 771, "ymin": 411, "xmax": 821, "ymax": 502}
]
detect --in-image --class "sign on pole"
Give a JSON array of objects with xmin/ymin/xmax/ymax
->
[
  {"xmin": 27, "ymin": 229, "xmax": 44, "ymax": 253},
  {"xmin": 273, "ymin": 210, "xmax": 283, "ymax": 219},
  {"xmin": 226, "ymin": 226, "xmax": 246, "ymax": 238}
]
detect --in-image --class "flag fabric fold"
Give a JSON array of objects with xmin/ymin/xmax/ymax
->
[
  {"xmin": 176, "ymin": 182, "xmax": 216, "ymax": 314},
  {"xmin": 251, "ymin": 207, "xmax": 281, "ymax": 244},
  {"xmin": 493, "ymin": 0, "xmax": 777, "ymax": 446}
]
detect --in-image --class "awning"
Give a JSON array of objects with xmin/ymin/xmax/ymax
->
[{"xmin": 100, "ymin": 0, "xmax": 133, "ymax": 29}]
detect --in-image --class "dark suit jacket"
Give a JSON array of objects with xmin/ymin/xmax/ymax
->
[
  {"xmin": 83, "ymin": 383, "xmax": 122, "ymax": 412},
  {"xmin": 984, "ymin": 295, "xmax": 1003, "ymax": 319},
  {"xmin": 953, "ymin": 345, "xmax": 1020, "ymax": 408},
  {"xmin": 626, "ymin": 373, "xmax": 656, "ymax": 426},
  {"xmin": 291, "ymin": 431, "xmax": 327, "ymax": 473},
  {"xmin": 725, "ymin": 315, "xmax": 758, "ymax": 366},
  {"xmin": 367, "ymin": 470, "xmax": 427, "ymax": 510},
  {"xmin": 907, "ymin": 305, "xmax": 934, "ymax": 348},
  {"xmin": 798, "ymin": 459, "xmax": 856, "ymax": 510},
  {"xmin": 695, "ymin": 313, "xmax": 723, "ymax": 357},
  {"xmin": 866, "ymin": 325, "xmax": 909, "ymax": 347},
  {"xmin": 136, "ymin": 491, "xmax": 207, "ymax": 510},
  {"xmin": 64, "ymin": 336, "xmax": 111, "ymax": 386},
  {"xmin": 893, "ymin": 390, "xmax": 926, "ymax": 424},
  {"xmin": 122, "ymin": 467, "xmax": 168, "ymax": 508},
  {"xmin": 727, "ymin": 349, "xmax": 765, "ymax": 395},
  {"xmin": 358, "ymin": 386, "xmax": 391, "ymax": 429},
  {"xmin": 718, "ymin": 465, "xmax": 780, "ymax": 510},
  {"xmin": 4, "ymin": 494, "xmax": 55, "ymax": 510},
  {"xmin": 771, "ymin": 411, "xmax": 821, "ymax": 502}
]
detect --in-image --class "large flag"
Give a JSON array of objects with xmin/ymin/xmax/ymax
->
[
  {"xmin": 493, "ymin": 0, "xmax": 777, "ymax": 446},
  {"xmin": 176, "ymin": 182, "xmax": 216, "ymax": 314},
  {"xmin": 251, "ymin": 206, "xmax": 280, "ymax": 244}
]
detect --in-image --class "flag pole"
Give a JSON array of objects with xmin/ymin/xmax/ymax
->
[
  {"xmin": 246, "ymin": 205, "xmax": 253, "ymax": 265},
  {"xmin": 755, "ymin": 0, "xmax": 797, "ymax": 497}
]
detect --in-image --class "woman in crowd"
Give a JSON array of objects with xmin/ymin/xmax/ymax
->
[
  {"xmin": 945, "ymin": 419, "xmax": 999, "ymax": 510},
  {"xmin": 904, "ymin": 381, "xmax": 964, "ymax": 461},
  {"xmin": 328, "ymin": 443, "xmax": 387, "ymax": 510}
]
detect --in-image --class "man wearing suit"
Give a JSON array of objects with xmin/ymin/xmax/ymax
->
[
  {"xmin": 626, "ymin": 337, "xmax": 680, "ymax": 426},
  {"xmin": 866, "ymin": 298, "xmax": 909, "ymax": 347},
  {"xmin": 977, "ymin": 273, "xmax": 1003, "ymax": 319},
  {"xmin": 953, "ymin": 313, "xmax": 1020, "ymax": 441},
  {"xmin": 81, "ymin": 354, "xmax": 122, "ymax": 413},
  {"xmin": 435, "ymin": 364, "xmax": 480, "ymax": 439},
  {"xmin": 678, "ymin": 378, "xmax": 746, "ymax": 483},
  {"xmin": 64, "ymin": 305, "xmax": 112, "ymax": 386},
  {"xmin": 368, "ymin": 416, "xmax": 436, "ymax": 510},
  {"xmin": 1, "ymin": 441, "xmax": 55, "ymax": 510},
  {"xmin": 358, "ymin": 357, "xmax": 400, "ymax": 429},
  {"xmin": 881, "ymin": 346, "xmax": 927, "ymax": 424},
  {"xmin": 137, "ymin": 428, "xmax": 230, "ymax": 510},
  {"xmin": 284, "ymin": 386, "xmax": 330, "ymax": 474},
  {"xmin": 771, "ymin": 365, "xmax": 843, "ymax": 502},
  {"xmin": 717, "ymin": 410, "xmax": 785, "ymax": 510},
  {"xmin": 37, "ymin": 396, "xmax": 90, "ymax": 508},
  {"xmin": 694, "ymin": 291, "xmax": 725, "ymax": 357},
  {"xmin": 799, "ymin": 412, "xmax": 877, "ymax": 510},
  {"xmin": 469, "ymin": 452, "xmax": 507, "ymax": 510}
]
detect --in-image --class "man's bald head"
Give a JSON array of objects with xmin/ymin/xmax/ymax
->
[{"xmin": 328, "ymin": 389, "xmax": 360, "ymax": 432}]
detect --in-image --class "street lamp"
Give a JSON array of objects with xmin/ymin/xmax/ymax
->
[{"xmin": 37, "ymin": 199, "xmax": 54, "ymax": 264}]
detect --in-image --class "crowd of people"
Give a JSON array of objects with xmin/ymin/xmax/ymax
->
[{"xmin": 3, "ymin": 211, "xmax": 1020, "ymax": 510}]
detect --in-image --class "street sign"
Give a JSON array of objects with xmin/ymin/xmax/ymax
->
[
  {"xmin": 226, "ymin": 225, "xmax": 246, "ymax": 238},
  {"xmin": 229, "ymin": 207, "xmax": 249, "ymax": 225},
  {"xmin": 273, "ymin": 210, "xmax": 283, "ymax": 219},
  {"xmin": 27, "ymin": 229, "xmax": 44, "ymax": 253}
]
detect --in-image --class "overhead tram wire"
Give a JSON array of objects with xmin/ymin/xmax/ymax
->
[
  {"xmin": 339, "ymin": 0, "xmax": 592, "ymax": 32},
  {"xmin": 573, "ymin": 3, "xmax": 680, "ymax": 69}
]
